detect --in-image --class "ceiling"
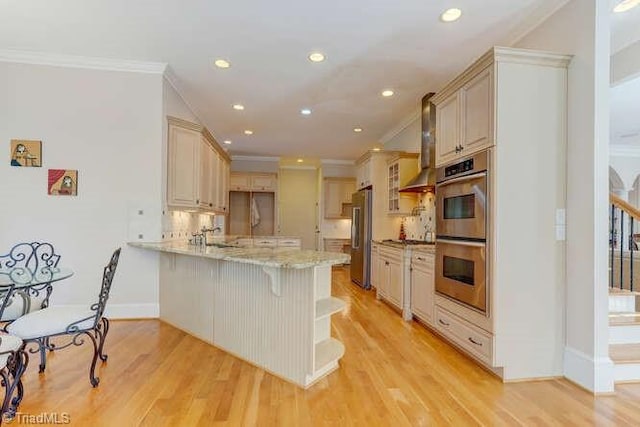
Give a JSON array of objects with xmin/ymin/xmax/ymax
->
[{"xmin": 0, "ymin": 0, "xmax": 634, "ymax": 160}]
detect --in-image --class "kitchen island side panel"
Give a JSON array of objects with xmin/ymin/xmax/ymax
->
[
  {"xmin": 159, "ymin": 253, "xmax": 217, "ymax": 343},
  {"xmin": 214, "ymin": 262, "xmax": 315, "ymax": 386}
]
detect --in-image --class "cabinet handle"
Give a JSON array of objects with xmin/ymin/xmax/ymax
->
[
  {"xmin": 209, "ymin": 203, "xmax": 213, "ymax": 207},
  {"xmin": 438, "ymin": 319, "xmax": 450, "ymax": 327},
  {"xmin": 385, "ymin": 261, "xmax": 389, "ymax": 266},
  {"xmin": 416, "ymin": 256, "xmax": 425, "ymax": 261},
  {"xmin": 468, "ymin": 337, "xmax": 483, "ymax": 347},
  {"xmin": 459, "ymin": 144, "xmax": 464, "ymax": 151},
  {"xmin": 196, "ymin": 199, "xmax": 200, "ymax": 204}
]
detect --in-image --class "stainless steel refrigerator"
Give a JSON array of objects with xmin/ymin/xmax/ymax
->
[{"xmin": 350, "ymin": 188, "xmax": 372, "ymax": 289}]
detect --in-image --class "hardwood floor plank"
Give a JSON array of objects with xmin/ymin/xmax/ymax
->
[{"xmin": 11, "ymin": 266, "xmax": 640, "ymax": 425}]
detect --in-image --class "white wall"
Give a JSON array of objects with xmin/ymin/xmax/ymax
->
[
  {"xmin": 611, "ymin": 40, "xmax": 640, "ymax": 85},
  {"xmin": 610, "ymin": 155, "xmax": 640, "ymax": 192},
  {"xmin": 515, "ymin": 0, "xmax": 612, "ymax": 392},
  {"xmin": 0, "ymin": 61, "xmax": 164, "ymax": 318}
]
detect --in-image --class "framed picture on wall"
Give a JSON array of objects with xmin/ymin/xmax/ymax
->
[
  {"xmin": 48, "ymin": 169, "xmax": 78, "ymax": 196},
  {"xmin": 10, "ymin": 139, "xmax": 42, "ymax": 167}
]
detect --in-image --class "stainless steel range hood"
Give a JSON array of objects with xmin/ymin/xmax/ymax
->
[{"xmin": 399, "ymin": 92, "xmax": 436, "ymax": 193}]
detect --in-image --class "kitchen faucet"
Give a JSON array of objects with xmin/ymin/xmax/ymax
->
[{"xmin": 201, "ymin": 226, "xmax": 222, "ymax": 246}]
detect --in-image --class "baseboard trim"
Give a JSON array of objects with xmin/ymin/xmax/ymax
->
[
  {"xmin": 563, "ymin": 346, "xmax": 614, "ymax": 393},
  {"xmin": 56, "ymin": 303, "xmax": 159, "ymax": 319}
]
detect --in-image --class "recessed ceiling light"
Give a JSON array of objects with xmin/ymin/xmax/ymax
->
[
  {"xmin": 297, "ymin": 158, "xmax": 304, "ymax": 163},
  {"xmin": 232, "ymin": 104, "xmax": 245, "ymax": 111},
  {"xmin": 353, "ymin": 127, "xmax": 363, "ymax": 133},
  {"xmin": 223, "ymin": 140, "xmax": 232, "ymax": 145},
  {"xmin": 214, "ymin": 59, "xmax": 231, "ymax": 69},
  {"xmin": 440, "ymin": 8, "xmax": 462, "ymax": 22},
  {"xmin": 300, "ymin": 108, "xmax": 312, "ymax": 115},
  {"xmin": 244, "ymin": 130, "xmax": 253, "ymax": 135},
  {"xmin": 308, "ymin": 52, "xmax": 325, "ymax": 62},
  {"xmin": 614, "ymin": 0, "xmax": 640, "ymax": 12},
  {"xmin": 381, "ymin": 89, "xmax": 394, "ymax": 97}
]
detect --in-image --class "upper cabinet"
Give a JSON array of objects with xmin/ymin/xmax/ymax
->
[
  {"xmin": 433, "ymin": 63, "xmax": 494, "ymax": 166},
  {"xmin": 355, "ymin": 157, "xmax": 372, "ymax": 190},
  {"xmin": 386, "ymin": 153, "xmax": 419, "ymax": 215},
  {"xmin": 167, "ymin": 120, "xmax": 201, "ymax": 208},
  {"xmin": 323, "ymin": 177, "xmax": 356, "ymax": 219},
  {"xmin": 229, "ymin": 172, "xmax": 278, "ymax": 193},
  {"xmin": 167, "ymin": 117, "xmax": 230, "ymax": 214}
]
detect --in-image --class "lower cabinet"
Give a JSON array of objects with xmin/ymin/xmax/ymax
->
[
  {"xmin": 371, "ymin": 243, "xmax": 379, "ymax": 290},
  {"xmin": 410, "ymin": 251, "xmax": 435, "ymax": 325},
  {"xmin": 434, "ymin": 305, "xmax": 494, "ymax": 366},
  {"xmin": 376, "ymin": 245, "xmax": 404, "ymax": 311}
]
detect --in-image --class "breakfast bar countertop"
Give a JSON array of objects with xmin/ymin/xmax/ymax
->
[{"xmin": 128, "ymin": 241, "xmax": 350, "ymax": 269}]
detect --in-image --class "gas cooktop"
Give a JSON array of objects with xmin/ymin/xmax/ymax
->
[{"xmin": 382, "ymin": 239, "xmax": 435, "ymax": 245}]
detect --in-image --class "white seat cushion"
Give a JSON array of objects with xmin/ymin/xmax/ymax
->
[
  {"xmin": 0, "ymin": 291, "xmax": 46, "ymax": 321},
  {"xmin": 7, "ymin": 306, "xmax": 96, "ymax": 340},
  {"xmin": 0, "ymin": 334, "xmax": 23, "ymax": 368}
]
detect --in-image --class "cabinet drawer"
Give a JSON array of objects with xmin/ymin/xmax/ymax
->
[
  {"xmin": 379, "ymin": 246, "xmax": 403, "ymax": 262},
  {"xmin": 229, "ymin": 174, "xmax": 251, "ymax": 191},
  {"xmin": 435, "ymin": 306, "xmax": 493, "ymax": 364},
  {"xmin": 251, "ymin": 175, "xmax": 276, "ymax": 191},
  {"xmin": 411, "ymin": 252, "xmax": 434, "ymax": 266},
  {"xmin": 278, "ymin": 239, "xmax": 301, "ymax": 247},
  {"xmin": 254, "ymin": 238, "xmax": 277, "ymax": 247}
]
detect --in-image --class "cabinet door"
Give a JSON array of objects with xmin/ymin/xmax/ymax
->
[
  {"xmin": 251, "ymin": 174, "xmax": 276, "ymax": 192},
  {"xmin": 167, "ymin": 124, "xmax": 200, "ymax": 208},
  {"xmin": 210, "ymin": 150, "xmax": 221, "ymax": 212},
  {"xmin": 435, "ymin": 92, "xmax": 460, "ymax": 166},
  {"xmin": 387, "ymin": 258, "xmax": 403, "ymax": 309},
  {"xmin": 219, "ymin": 159, "xmax": 229, "ymax": 213},
  {"xmin": 410, "ymin": 258, "xmax": 434, "ymax": 325},
  {"xmin": 377, "ymin": 257, "xmax": 389, "ymax": 298},
  {"xmin": 370, "ymin": 245, "xmax": 379, "ymax": 290},
  {"xmin": 198, "ymin": 138, "xmax": 211, "ymax": 209},
  {"xmin": 324, "ymin": 179, "xmax": 344, "ymax": 219},
  {"xmin": 461, "ymin": 66, "xmax": 493, "ymax": 155},
  {"xmin": 230, "ymin": 173, "xmax": 251, "ymax": 191}
]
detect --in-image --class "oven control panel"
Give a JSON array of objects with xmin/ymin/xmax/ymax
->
[{"xmin": 444, "ymin": 159, "xmax": 474, "ymax": 178}]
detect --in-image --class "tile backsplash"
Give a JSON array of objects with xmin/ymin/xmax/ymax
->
[
  {"xmin": 402, "ymin": 192, "xmax": 436, "ymax": 241},
  {"xmin": 161, "ymin": 210, "xmax": 224, "ymax": 241}
]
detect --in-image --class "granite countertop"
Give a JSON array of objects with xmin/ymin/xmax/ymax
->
[
  {"xmin": 128, "ymin": 241, "xmax": 350, "ymax": 269},
  {"xmin": 374, "ymin": 240, "xmax": 436, "ymax": 252}
]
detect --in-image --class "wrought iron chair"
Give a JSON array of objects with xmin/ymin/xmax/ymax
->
[
  {"xmin": 0, "ymin": 281, "xmax": 29, "ymax": 423},
  {"xmin": 7, "ymin": 248, "xmax": 121, "ymax": 387},
  {"xmin": 0, "ymin": 242, "xmax": 61, "ymax": 321}
]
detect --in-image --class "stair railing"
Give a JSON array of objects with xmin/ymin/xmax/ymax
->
[{"xmin": 610, "ymin": 193, "xmax": 640, "ymax": 291}]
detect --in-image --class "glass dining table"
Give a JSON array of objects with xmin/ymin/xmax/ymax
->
[
  {"xmin": 0, "ymin": 267, "xmax": 74, "ymax": 321},
  {"xmin": 0, "ymin": 267, "xmax": 74, "ymax": 288}
]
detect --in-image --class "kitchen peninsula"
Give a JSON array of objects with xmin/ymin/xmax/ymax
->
[{"xmin": 129, "ymin": 241, "xmax": 349, "ymax": 388}]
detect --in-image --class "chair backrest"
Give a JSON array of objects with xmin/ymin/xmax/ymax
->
[
  {"xmin": 90, "ymin": 248, "xmax": 121, "ymax": 324},
  {"xmin": 0, "ymin": 242, "xmax": 61, "ymax": 283}
]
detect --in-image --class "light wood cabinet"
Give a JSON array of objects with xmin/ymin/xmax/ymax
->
[
  {"xmin": 230, "ymin": 172, "xmax": 277, "ymax": 192},
  {"xmin": 410, "ymin": 251, "xmax": 434, "ymax": 325},
  {"xmin": 386, "ymin": 153, "xmax": 419, "ymax": 215},
  {"xmin": 167, "ymin": 122, "xmax": 200, "ymax": 208},
  {"xmin": 355, "ymin": 158, "xmax": 372, "ymax": 190},
  {"xmin": 434, "ymin": 66, "xmax": 493, "ymax": 166},
  {"xmin": 370, "ymin": 243, "xmax": 379, "ymax": 290},
  {"xmin": 376, "ymin": 245, "xmax": 404, "ymax": 311},
  {"xmin": 323, "ymin": 178, "xmax": 356, "ymax": 219},
  {"xmin": 431, "ymin": 47, "xmax": 571, "ymax": 380},
  {"xmin": 167, "ymin": 117, "xmax": 231, "ymax": 214}
]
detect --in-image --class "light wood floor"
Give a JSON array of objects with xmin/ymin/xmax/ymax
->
[{"xmin": 14, "ymin": 267, "xmax": 640, "ymax": 426}]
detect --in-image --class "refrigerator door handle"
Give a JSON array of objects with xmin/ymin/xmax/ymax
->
[{"xmin": 352, "ymin": 206, "xmax": 360, "ymax": 249}]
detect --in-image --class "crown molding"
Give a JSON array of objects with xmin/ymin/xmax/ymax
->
[
  {"xmin": 610, "ymin": 145, "xmax": 640, "ymax": 158},
  {"xmin": 321, "ymin": 159, "xmax": 355, "ymax": 166},
  {"xmin": 0, "ymin": 49, "xmax": 167, "ymax": 74},
  {"xmin": 231, "ymin": 155, "xmax": 280, "ymax": 162},
  {"xmin": 379, "ymin": 108, "xmax": 421, "ymax": 145}
]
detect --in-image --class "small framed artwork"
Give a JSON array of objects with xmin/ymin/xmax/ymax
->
[
  {"xmin": 10, "ymin": 139, "xmax": 42, "ymax": 167},
  {"xmin": 48, "ymin": 169, "xmax": 78, "ymax": 196}
]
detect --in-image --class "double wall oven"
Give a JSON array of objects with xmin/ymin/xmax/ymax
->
[{"xmin": 435, "ymin": 151, "xmax": 489, "ymax": 313}]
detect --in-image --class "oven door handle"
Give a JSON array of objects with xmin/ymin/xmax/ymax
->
[
  {"xmin": 435, "ymin": 171, "xmax": 487, "ymax": 188},
  {"xmin": 435, "ymin": 238, "xmax": 485, "ymax": 248}
]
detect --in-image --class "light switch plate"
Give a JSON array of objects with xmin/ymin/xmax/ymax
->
[
  {"xmin": 555, "ymin": 225, "xmax": 566, "ymax": 241},
  {"xmin": 556, "ymin": 208, "xmax": 566, "ymax": 225}
]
